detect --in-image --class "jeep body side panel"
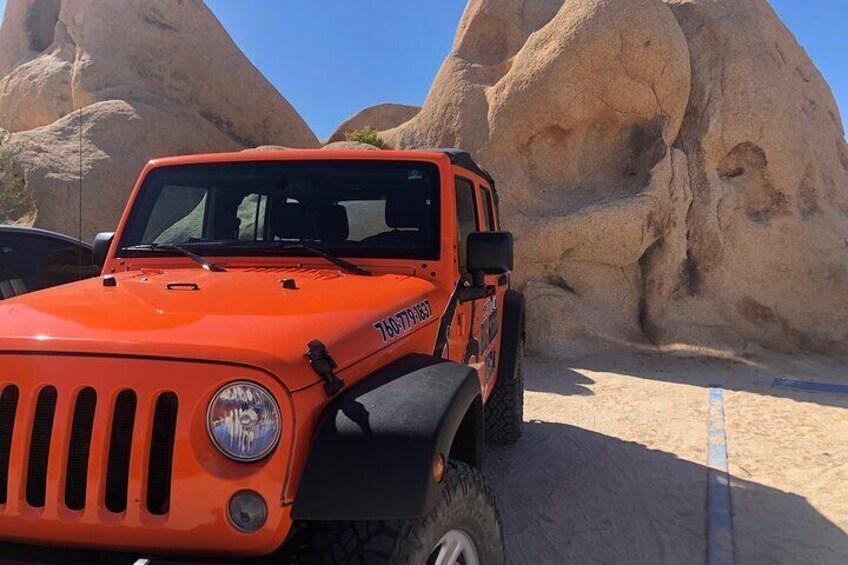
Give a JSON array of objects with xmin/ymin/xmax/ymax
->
[{"xmin": 291, "ymin": 355, "xmax": 481, "ymax": 521}]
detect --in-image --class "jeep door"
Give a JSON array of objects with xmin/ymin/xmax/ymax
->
[
  {"xmin": 475, "ymin": 182, "xmax": 508, "ymax": 388},
  {"xmin": 448, "ymin": 175, "xmax": 495, "ymax": 395}
]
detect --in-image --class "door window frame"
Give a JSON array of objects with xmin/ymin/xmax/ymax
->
[
  {"xmin": 454, "ymin": 175, "xmax": 481, "ymax": 276},
  {"xmin": 478, "ymin": 185, "xmax": 497, "ymax": 232}
]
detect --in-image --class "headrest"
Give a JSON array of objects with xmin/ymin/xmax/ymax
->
[
  {"xmin": 386, "ymin": 190, "xmax": 429, "ymax": 230},
  {"xmin": 316, "ymin": 205, "xmax": 349, "ymax": 243},
  {"xmin": 270, "ymin": 202, "xmax": 315, "ymax": 240}
]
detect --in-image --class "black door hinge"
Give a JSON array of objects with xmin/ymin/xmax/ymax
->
[{"xmin": 305, "ymin": 340, "xmax": 345, "ymax": 397}]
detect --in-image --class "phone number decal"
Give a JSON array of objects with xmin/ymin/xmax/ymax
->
[{"xmin": 374, "ymin": 300, "xmax": 433, "ymax": 343}]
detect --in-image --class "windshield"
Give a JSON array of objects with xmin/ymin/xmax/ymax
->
[{"xmin": 120, "ymin": 160, "xmax": 441, "ymax": 260}]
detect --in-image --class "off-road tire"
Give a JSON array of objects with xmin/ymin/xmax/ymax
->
[
  {"xmin": 284, "ymin": 461, "xmax": 504, "ymax": 565},
  {"xmin": 484, "ymin": 341, "xmax": 524, "ymax": 445}
]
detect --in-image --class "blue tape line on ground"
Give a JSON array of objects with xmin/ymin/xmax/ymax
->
[
  {"xmin": 773, "ymin": 377, "xmax": 848, "ymax": 395},
  {"xmin": 708, "ymin": 388, "xmax": 735, "ymax": 565}
]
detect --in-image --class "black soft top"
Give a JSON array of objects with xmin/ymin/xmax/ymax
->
[
  {"xmin": 425, "ymin": 149, "xmax": 495, "ymax": 186},
  {"xmin": 424, "ymin": 149, "xmax": 499, "ymax": 211}
]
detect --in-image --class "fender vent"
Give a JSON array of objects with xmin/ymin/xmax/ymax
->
[
  {"xmin": 65, "ymin": 388, "xmax": 97, "ymax": 511},
  {"xmin": 0, "ymin": 385, "xmax": 20, "ymax": 505},
  {"xmin": 26, "ymin": 386, "xmax": 58, "ymax": 508},
  {"xmin": 105, "ymin": 390, "xmax": 137, "ymax": 513},
  {"xmin": 146, "ymin": 392, "xmax": 178, "ymax": 515}
]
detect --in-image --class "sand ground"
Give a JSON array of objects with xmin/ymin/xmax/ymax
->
[{"xmin": 487, "ymin": 350, "xmax": 848, "ymax": 565}]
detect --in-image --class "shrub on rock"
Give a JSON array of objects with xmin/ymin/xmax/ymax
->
[{"xmin": 344, "ymin": 127, "xmax": 386, "ymax": 149}]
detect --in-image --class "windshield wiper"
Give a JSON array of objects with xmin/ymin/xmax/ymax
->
[
  {"xmin": 269, "ymin": 244, "xmax": 371, "ymax": 276},
  {"xmin": 124, "ymin": 242, "xmax": 370, "ymax": 276},
  {"xmin": 122, "ymin": 244, "xmax": 226, "ymax": 272}
]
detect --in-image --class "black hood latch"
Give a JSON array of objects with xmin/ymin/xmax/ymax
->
[{"xmin": 305, "ymin": 340, "xmax": 345, "ymax": 397}]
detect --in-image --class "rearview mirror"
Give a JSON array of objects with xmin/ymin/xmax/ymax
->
[
  {"xmin": 467, "ymin": 231, "xmax": 514, "ymax": 278},
  {"xmin": 92, "ymin": 232, "xmax": 115, "ymax": 269}
]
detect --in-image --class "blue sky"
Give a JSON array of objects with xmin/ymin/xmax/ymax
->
[
  {"xmin": 204, "ymin": 0, "xmax": 467, "ymax": 139},
  {"xmin": 0, "ymin": 0, "xmax": 844, "ymax": 139}
]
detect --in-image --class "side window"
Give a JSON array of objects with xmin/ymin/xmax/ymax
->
[
  {"xmin": 480, "ymin": 187, "xmax": 496, "ymax": 231},
  {"xmin": 0, "ymin": 233, "xmax": 96, "ymax": 291},
  {"xmin": 455, "ymin": 178, "xmax": 478, "ymax": 273}
]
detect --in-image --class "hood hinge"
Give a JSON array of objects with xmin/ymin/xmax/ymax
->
[{"xmin": 305, "ymin": 340, "xmax": 345, "ymax": 397}]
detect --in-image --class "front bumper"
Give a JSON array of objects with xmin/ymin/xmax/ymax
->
[
  {"xmin": 0, "ymin": 354, "xmax": 296, "ymax": 557},
  {"xmin": 0, "ymin": 541, "xmax": 236, "ymax": 564},
  {"xmin": 0, "ymin": 540, "xmax": 304, "ymax": 564}
]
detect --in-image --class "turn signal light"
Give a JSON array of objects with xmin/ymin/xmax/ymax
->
[{"xmin": 433, "ymin": 453, "xmax": 446, "ymax": 483}]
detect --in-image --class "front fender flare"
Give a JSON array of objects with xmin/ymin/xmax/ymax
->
[
  {"xmin": 498, "ymin": 289, "xmax": 526, "ymax": 382},
  {"xmin": 291, "ymin": 355, "xmax": 481, "ymax": 521}
]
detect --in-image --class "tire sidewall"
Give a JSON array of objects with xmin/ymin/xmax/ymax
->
[{"xmin": 397, "ymin": 463, "xmax": 503, "ymax": 565}]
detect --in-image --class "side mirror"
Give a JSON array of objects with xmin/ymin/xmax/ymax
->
[
  {"xmin": 460, "ymin": 232, "xmax": 513, "ymax": 303},
  {"xmin": 92, "ymin": 232, "xmax": 115, "ymax": 269},
  {"xmin": 467, "ymin": 231, "xmax": 514, "ymax": 278}
]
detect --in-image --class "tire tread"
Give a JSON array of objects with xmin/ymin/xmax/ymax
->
[
  {"xmin": 485, "ymin": 343, "xmax": 524, "ymax": 445},
  {"xmin": 284, "ymin": 462, "xmax": 503, "ymax": 565}
]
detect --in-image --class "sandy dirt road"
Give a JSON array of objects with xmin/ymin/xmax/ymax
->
[{"xmin": 487, "ymin": 350, "xmax": 848, "ymax": 565}]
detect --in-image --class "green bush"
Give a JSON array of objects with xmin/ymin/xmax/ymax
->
[
  {"xmin": 0, "ymin": 130, "xmax": 33, "ymax": 224},
  {"xmin": 344, "ymin": 126, "xmax": 385, "ymax": 149}
]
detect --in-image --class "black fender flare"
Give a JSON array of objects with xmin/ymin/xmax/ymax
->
[
  {"xmin": 291, "ymin": 354, "xmax": 482, "ymax": 521},
  {"xmin": 498, "ymin": 289, "xmax": 526, "ymax": 382}
]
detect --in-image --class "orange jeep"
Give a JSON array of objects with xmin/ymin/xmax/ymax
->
[{"xmin": 0, "ymin": 149, "xmax": 526, "ymax": 564}]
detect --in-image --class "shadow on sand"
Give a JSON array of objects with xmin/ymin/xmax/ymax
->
[
  {"xmin": 522, "ymin": 361, "xmax": 597, "ymax": 397},
  {"xmin": 487, "ymin": 422, "xmax": 848, "ymax": 565},
  {"xmin": 530, "ymin": 348, "xmax": 848, "ymax": 410}
]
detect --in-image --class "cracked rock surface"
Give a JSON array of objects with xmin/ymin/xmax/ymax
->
[
  {"xmin": 0, "ymin": 0, "xmax": 318, "ymax": 238},
  {"xmin": 375, "ymin": 0, "xmax": 848, "ymax": 356}
]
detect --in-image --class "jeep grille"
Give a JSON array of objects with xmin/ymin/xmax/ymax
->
[{"xmin": 0, "ymin": 384, "xmax": 178, "ymax": 516}]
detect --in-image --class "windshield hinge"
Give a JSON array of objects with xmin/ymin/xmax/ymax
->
[{"xmin": 305, "ymin": 340, "xmax": 345, "ymax": 397}]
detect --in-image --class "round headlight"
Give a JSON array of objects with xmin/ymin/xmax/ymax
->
[{"xmin": 207, "ymin": 381, "xmax": 281, "ymax": 462}]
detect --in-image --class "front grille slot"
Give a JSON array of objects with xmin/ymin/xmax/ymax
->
[
  {"xmin": 26, "ymin": 387, "xmax": 58, "ymax": 508},
  {"xmin": 104, "ymin": 390, "xmax": 137, "ymax": 513},
  {"xmin": 2, "ymin": 378, "xmax": 181, "ymax": 519},
  {"xmin": 146, "ymin": 392, "xmax": 178, "ymax": 515},
  {"xmin": 65, "ymin": 388, "xmax": 97, "ymax": 511},
  {"xmin": 0, "ymin": 385, "xmax": 20, "ymax": 504}
]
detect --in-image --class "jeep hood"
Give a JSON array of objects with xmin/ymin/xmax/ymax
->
[{"xmin": 0, "ymin": 268, "xmax": 444, "ymax": 390}]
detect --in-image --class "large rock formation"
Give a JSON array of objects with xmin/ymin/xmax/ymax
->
[
  {"xmin": 379, "ymin": 0, "xmax": 848, "ymax": 356},
  {"xmin": 0, "ymin": 0, "xmax": 318, "ymax": 237},
  {"xmin": 327, "ymin": 103, "xmax": 421, "ymax": 144}
]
